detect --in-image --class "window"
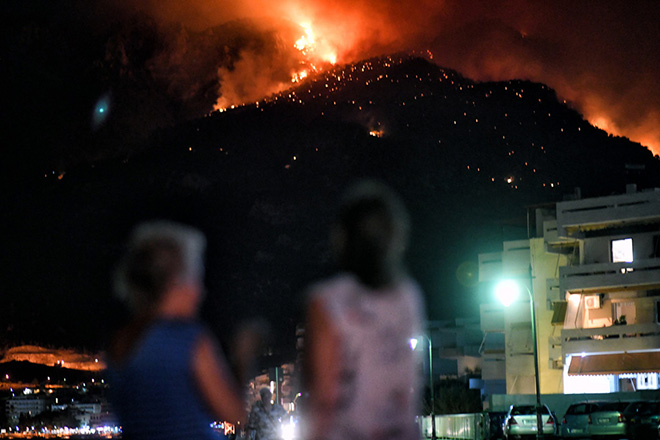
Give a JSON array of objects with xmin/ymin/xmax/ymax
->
[
  {"xmin": 636, "ymin": 373, "xmax": 659, "ymax": 390},
  {"xmin": 611, "ymin": 238, "xmax": 633, "ymax": 263},
  {"xmin": 612, "ymin": 301, "xmax": 635, "ymax": 324}
]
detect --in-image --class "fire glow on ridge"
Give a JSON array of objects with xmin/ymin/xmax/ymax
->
[
  {"xmin": 215, "ymin": 20, "xmax": 339, "ymax": 112},
  {"xmin": 292, "ymin": 22, "xmax": 337, "ymax": 84}
]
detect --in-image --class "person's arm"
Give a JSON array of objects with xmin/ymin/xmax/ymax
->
[
  {"xmin": 304, "ymin": 296, "xmax": 341, "ymax": 437},
  {"xmin": 192, "ymin": 331, "xmax": 247, "ymax": 424}
]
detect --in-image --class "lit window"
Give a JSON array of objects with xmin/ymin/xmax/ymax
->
[{"xmin": 611, "ymin": 238, "xmax": 633, "ymax": 263}]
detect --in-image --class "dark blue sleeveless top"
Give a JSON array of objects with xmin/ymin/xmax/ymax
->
[{"xmin": 108, "ymin": 319, "xmax": 224, "ymax": 440}]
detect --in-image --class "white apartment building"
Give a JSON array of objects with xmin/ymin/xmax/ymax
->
[
  {"xmin": 6, "ymin": 395, "xmax": 47, "ymax": 423},
  {"xmin": 479, "ymin": 186, "xmax": 660, "ymax": 395},
  {"xmin": 555, "ymin": 187, "xmax": 660, "ymax": 393},
  {"xmin": 426, "ymin": 319, "xmax": 483, "ymax": 379},
  {"xmin": 70, "ymin": 401, "xmax": 103, "ymax": 426},
  {"xmin": 479, "ymin": 236, "xmax": 567, "ymax": 396}
]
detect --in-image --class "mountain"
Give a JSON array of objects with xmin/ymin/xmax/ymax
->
[{"xmin": 3, "ymin": 54, "xmax": 660, "ymax": 359}]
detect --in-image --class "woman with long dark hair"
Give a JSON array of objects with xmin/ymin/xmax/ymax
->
[{"xmin": 304, "ymin": 181, "xmax": 425, "ymax": 440}]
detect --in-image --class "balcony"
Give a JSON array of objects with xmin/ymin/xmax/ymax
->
[
  {"xmin": 544, "ymin": 219, "xmax": 578, "ymax": 247},
  {"xmin": 556, "ymin": 189, "xmax": 660, "ymax": 237},
  {"xmin": 439, "ymin": 345, "xmax": 481, "ymax": 358},
  {"xmin": 559, "ymin": 258, "xmax": 660, "ymax": 293},
  {"xmin": 561, "ymin": 322, "xmax": 660, "ymax": 357}
]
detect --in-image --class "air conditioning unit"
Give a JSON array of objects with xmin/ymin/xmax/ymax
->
[{"xmin": 585, "ymin": 294, "xmax": 601, "ymax": 309}]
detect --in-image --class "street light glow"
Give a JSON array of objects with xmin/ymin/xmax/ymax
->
[
  {"xmin": 410, "ymin": 334, "xmax": 436, "ymax": 440},
  {"xmin": 494, "ymin": 275, "xmax": 544, "ymax": 439},
  {"xmin": 495, "ymin": 279, "xmax": 521, "ymax": 307}
]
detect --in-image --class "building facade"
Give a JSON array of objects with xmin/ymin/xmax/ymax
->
[
  {"xmin": 6, "ymin": 395, "xmax": 48, "ymax": 424},
  {"xmin": 479, "ymin": 186, "xmax": 660, "ymax": 395},
  {"xmin": 556, "ymin": 187, "xmax": 660, "ymax": 393},
  {"xmin": 479, "ymin": 237, "xmax": 568, "ymax": 396},
  {"xmin": 426, "ymin": 319, "xmax": 483, "ymax": 380}
]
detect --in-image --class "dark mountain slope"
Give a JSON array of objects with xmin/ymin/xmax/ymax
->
[{"xmin": 3, "ymin": 55, "xmax": 659, "ymax": 358}]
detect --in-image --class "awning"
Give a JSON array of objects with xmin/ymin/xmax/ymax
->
[{"xmin": 568, "ymin": 351, "xmax": 660, "ymax": 376}]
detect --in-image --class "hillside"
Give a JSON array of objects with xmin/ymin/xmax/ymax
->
[{"xmin": 3, "ymin": 54, "xmax": 660, "ymax": 357}]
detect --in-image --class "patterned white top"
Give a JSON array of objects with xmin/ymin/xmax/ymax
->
[{"xmin": 308, "ymin": 273, "xmax": 425, "ymax": 440}]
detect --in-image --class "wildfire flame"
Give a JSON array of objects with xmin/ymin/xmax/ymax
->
[
  {"xmin": 295, "ymin": 23, "xmax": 315, "ymax": 54},
  {"xmin": 590, "ymin": 115, "xmax": 612, "ymax": 132},
  {"xmin": 214, "ymin": 20, "xmax": 339, "ymax": 112},
  {"xmin": 291, "ymin": 22, "xmax": 337, "ymax": 84}
]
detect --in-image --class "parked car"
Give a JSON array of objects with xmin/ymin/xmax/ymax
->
[
  {"xmin": 587, "ymin": 401, "xmax": 631, "ymax": 439},
  {"xmin": 625, "ymin": 400, "xmax": 660, "ymax": 440},
  {"xmin": 502, "ymin": 404, "xmax": 557, "ymax": 439},
  {"xmin": 560, "ymin": 401, "xmax": 605, "ymax": 439}
]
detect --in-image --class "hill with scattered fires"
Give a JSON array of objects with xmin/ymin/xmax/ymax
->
[{"xmin": 3, "ymin": 54, "xmax": 660, "ymax": 356}]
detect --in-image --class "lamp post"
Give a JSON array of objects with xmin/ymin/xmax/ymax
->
[
  {"xmin": 495, "ymin": 278, "xmax": 544, "ymax": 440},
  {"xmin": 410, "ymin": 335, "xmax": 435, "ymax": 440}
]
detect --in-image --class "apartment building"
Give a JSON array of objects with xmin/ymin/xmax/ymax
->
[
  {"xmin": 6, "ymin": 395, "xmax": 48, "ymax": 424},
  {"xmin": 555, "ymin": 187, "xmax": 660, "ymax": 393},
  {"xmin": 479, "ymin": 186, "xmax": 660, "ymax": 395},
  {"xmin": 426, "ymin": 319, "xmax": 483, "ymax": 379}
]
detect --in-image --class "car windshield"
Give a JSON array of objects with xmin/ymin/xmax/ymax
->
[
  {"xmin": 597, "ymin": 402, "xmax": 629, "ymax": 412},
  {"xmin": 512, "ymin": 405, "xmax": 549, "ymax": 416},
  {"xmin": 640, "ymin": 402, "xmax": 660, "ymax": 414},
  {"xmin": 566, "ymin": 403, "xmax": 597, "ymax": 415},
  {"xmin": 626, "ymin": 401, "xmax": 660, "ymax": 415}
]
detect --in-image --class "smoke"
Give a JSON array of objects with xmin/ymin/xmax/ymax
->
[
  {"xmin": 216, "ymin": 47, "xmax": 296, "ymax": 110},
  {"xmin": 421, "ymin": 0, "xmax": 660, "ymax": 156},
  {"xmin": 112, "ymin": 0, "xmax": 660, "ymax": 156}
]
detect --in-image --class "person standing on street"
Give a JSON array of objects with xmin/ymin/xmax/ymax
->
[
  {"xmin": 108, "ymin": 221, "xmax": 247, "ymax": 440},
  {"xmin": 247, "ymin": 387, "xmax": 287, "ymax": 440},
  {"xmin": 304, "ymin": 180, "xmax": 425, "ymax": 440}
]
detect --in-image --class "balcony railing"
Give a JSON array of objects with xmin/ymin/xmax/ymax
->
[
  {"xmin": 559, "ymin": 259, "xmax": 660, "ymax": 293},
  {"xmin": 556, "ymin": 189, "xmax": 660, "ymax": 236},
  {"xmin": 561, "ymin": 322, "xmax": 660, "ymax": 357}
]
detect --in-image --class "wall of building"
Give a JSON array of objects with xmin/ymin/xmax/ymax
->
[
  {"xmin": 531, "ymin": 238, "xmax": 567, "ymax": 395},
  {"xmin": 582, "ymin": 231, "xmax": 658, "ymax": 265}
]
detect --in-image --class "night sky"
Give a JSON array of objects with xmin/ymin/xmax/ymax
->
[{"xmin": 3, "ymin": 0, "xmax": 660, "ymax": 356}]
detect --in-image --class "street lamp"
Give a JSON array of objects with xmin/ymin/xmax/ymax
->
[
  {"xmin": 410, "ymin": 335, "xmax": 436, "ymax": 440},
  {"xmin": 495, "ymin": 278, "xmax": 544, "ymax": 440}
]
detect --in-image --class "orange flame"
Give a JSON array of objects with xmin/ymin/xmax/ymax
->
[{"xmin": 291, "ymin": 22, "xmax": 337, "ymax": 83}]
